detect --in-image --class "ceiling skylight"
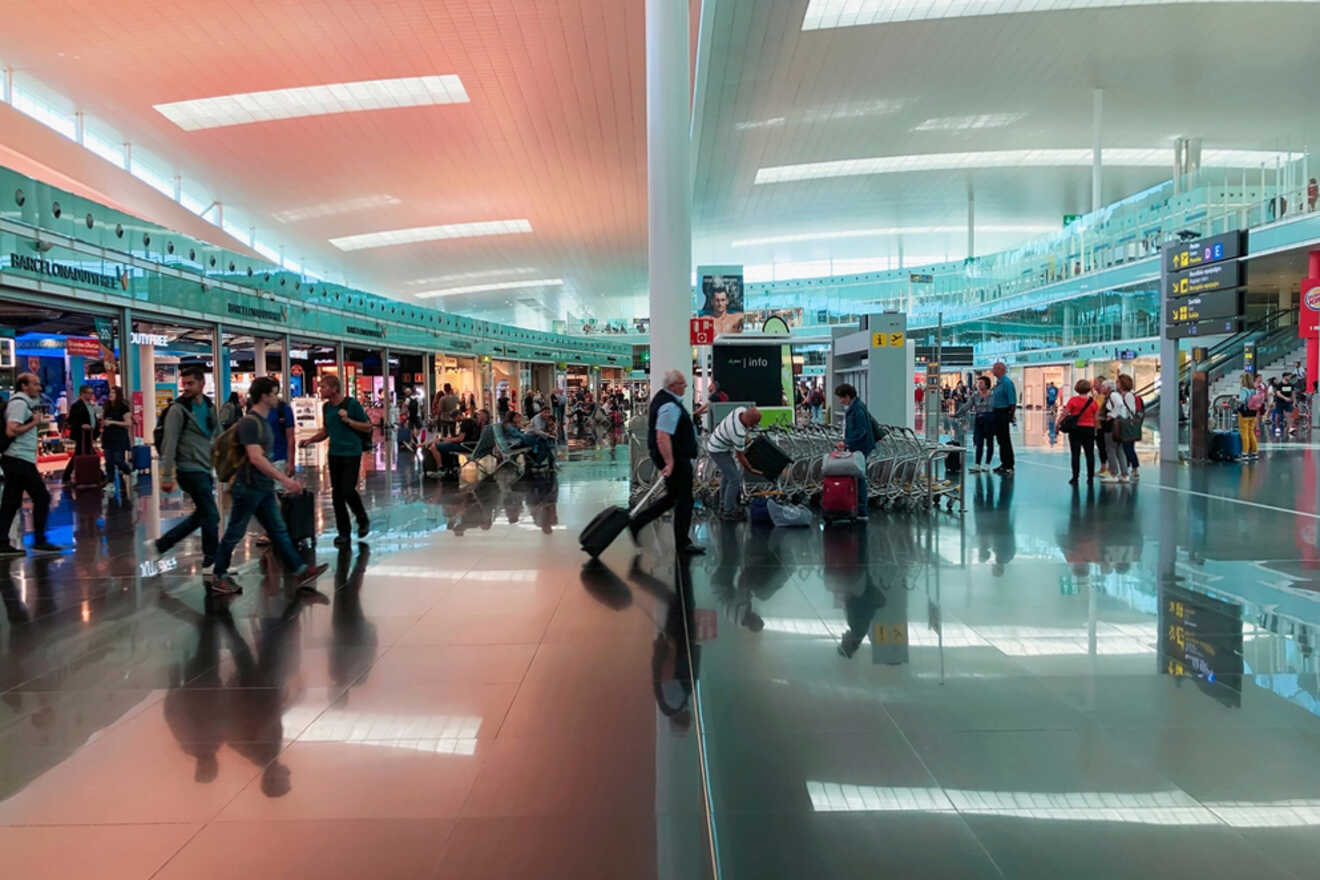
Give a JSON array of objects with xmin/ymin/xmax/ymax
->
[
  {"xmin": 154, "ymin": 74, "xmax": 469, "ymax": 131},
  {"xmin": 405, "ymin": 267, "xmax": 540, "ymax": 287},
  {"xmin": 755, "ymin": 148, "xmax": 1293, "ymax": 184},
  {"xmin": 913, "ymin": 113, "xmax": 1026, "ymax": 131},
  {"xmin": 802, "ymin": 0, "xmax": 1320, "ymax": 30},
  {"xmin": 272, "ymin": 195, "xmax": 401, "ymax": 224},
  {"xmin": 329, "ymin": 218, "xmax": 532, "ymax": 252},
  {"xmin": 732, "ymin": 224, "xmax": 1056, "ymax": 247},
  {"xmin": 414, "ymin": 278, "xmax": 564, "ymax": 299}
]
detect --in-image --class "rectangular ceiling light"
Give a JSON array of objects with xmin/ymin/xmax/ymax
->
[
  {"xmin": 329, "ymin": 218, "xmax": 532, "ymax": 252},
  {"xmin": 405, "ymin": 266, "xmax": 539, "ymax": 286},
  {"xmin": 414, "ymin": 278, "xmax": 563, "ymax": 299},
  {"xmin": 731, "ymin": 224, "xmax": 1056, "ymax": 247},
  {"xmin": 755, "ymin": 148, "xmax": 1292, "ymax": 184},
  {"xmin": 913, "ymin": 113, "xmax": 1025, "ymax": 131},
  {"xmin": 272, "ymin": 195, "xmax": 401, "ymax": 224},
  {"xmin": 154, "ymin": 74, "xmax": 469, "ymax": 131},
  {"xmin": 802, "ymin": 0, "xmax": 1318, "ymax": 30}
]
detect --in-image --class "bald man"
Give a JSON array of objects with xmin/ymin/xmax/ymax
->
[
  {"xmin": 630, "ymin": 370, "xmax": 704, "ymax": 554},
  {"xmin": 707, "ymin": 405, "xmax": 763, "ymax": 520},
  {"xmin": 0, "ymin": 373, "xmax": 60, "ymax": 556}
]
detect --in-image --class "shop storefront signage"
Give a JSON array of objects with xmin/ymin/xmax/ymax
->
[
  {"xmin": 1116, "ymin": 349, "xmax": 1139, "ymax": 360},
  {"xmin": 66, "ymin": 337, "xmax": 101, "ymax": 358},
  {"xmin": 447, "ymin": 340, "xmax": 474, "ymax": 351},
  {"xmin": 226, "ymin": 302, "xmax": 287, "ymax": 323},
  {"xmin": 131, "ymin": 331, "xmax": 169, "ymax": 347},
  {"xmin": 345, "ymin": 324, "xmax": 385, "ymax": 339},
  {"xmin": 8, "ymin": 252, "xmax": 125, "ymax": 291},
  {"xmin": 93, "ymin": 317, "xmax": 115, "ymax": 349}
]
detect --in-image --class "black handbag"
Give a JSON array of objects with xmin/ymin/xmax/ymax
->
[{"xmin": 1058, "ymin": 397, "xmax": 1092, "ymax": 434}]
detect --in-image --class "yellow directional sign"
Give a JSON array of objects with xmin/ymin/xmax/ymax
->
[
  {"xmin": 872, "ymin": 623, "xmax": 908, "ymax": 644},
  {"xmin": 872, "ymin": 331, "xmax": 905, "ymax": 348}
]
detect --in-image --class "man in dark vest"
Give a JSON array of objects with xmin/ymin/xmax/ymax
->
[{"xmin": 630, "ymin": 369, "xmax": 704, "ymax": 554}]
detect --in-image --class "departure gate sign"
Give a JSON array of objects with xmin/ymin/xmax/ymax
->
[
  {"xmin": 1164, "ymin": 231, "xmax": 1248, "ymax": 339},
  {"xmin": 1165, "ymin": 231, "xmax": 1245, "ymax": 273}
]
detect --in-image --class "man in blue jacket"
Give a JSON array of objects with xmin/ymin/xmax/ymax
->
[
  {"xmin": 990, "ymin": 362, "xmax": 1016, "ymax": 475},
  {"xmin": 834, "ymin": 383, "xmax": 875, "ymax": 520}
]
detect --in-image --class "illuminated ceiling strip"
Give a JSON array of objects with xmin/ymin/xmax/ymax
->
[
  {"xmin": 329, "ymin": 219, "xmax": 532, "ymax": 252},
  {"xmin": 414, "ymin": 278, "xmax": 564, "ymax": 300},
  {"xmin": 405, "ymin": 267, "xmax": 539, "ymax": 287},
  {"xmin": 802, "ymin": 0, "xmax": 1320, "ymax": 30},
  {"xmin": 732, "ymin": 224, "xmax": 1057, "ymax": 247},
  {"xmin": 272, "ymin": 195, "xmax": 401, "ymax": 224},
  {"xmin": 154, "ymin": 74, "xmax": 469, "ymax": 131},
  {"xmin": 755, "ymin": 148, "xmax": 1293, "ymax": 184},
  {"xmin": 912, "ymin": 113, "xmax": 1026, "ymax": 131}
]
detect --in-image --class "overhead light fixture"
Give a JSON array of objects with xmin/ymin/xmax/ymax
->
[
  {"xmin": 414, "ymin": 278, "xmax": 564, "ymax": 299},
  {"xmin": 329, "ymin": 218, "xmax": 532, "ymax": 252},
  {"xmin": 272, "ymin": 195, "xmax": 401, "ymax": 224},
  {"xmin": 801, "ymin": 0, "xmax": 1315, "ymax": 30},
  {"xmin": 755, "ymin": 148, "xmax": 1293, "ymax": 184},
  {"xmin": 154, "ymin": 74, "xmax": 469, "ymax": 131},
  {"xmin": 731, "ymin": 224, "xmax": 1057, "ymax": 247},
  {"xmin": 405, "ymin": 266, "xmax": 539, "ymax": 286},
  {"xmin": 912, "ymin": 113, "xmax": 1026, "ymax": 131}
]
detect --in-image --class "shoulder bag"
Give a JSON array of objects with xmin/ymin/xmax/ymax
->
[{"xmin": 1058, "ymin": 397, "xmax": 1092, "ymax": 434}]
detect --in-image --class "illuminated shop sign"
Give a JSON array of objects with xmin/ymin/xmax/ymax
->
[
  {"xmin": 131, "ymin": 332, "xmax": 169, "ymax": 346},
  {"xmin": 9, "ymin": 252, "xmax": 126, "ymax": 290}
]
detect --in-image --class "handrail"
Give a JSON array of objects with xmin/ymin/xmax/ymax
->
[{"xmin": 1139, "ymin": 308, "xmax": 1295, "ymax": 417}]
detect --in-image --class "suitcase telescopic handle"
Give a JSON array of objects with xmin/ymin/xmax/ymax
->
[{"xmin": 629, "ymin": 478, "xmax": 666, "ymax": 518}]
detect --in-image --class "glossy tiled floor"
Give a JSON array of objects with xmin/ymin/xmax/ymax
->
[{"xmin": 3, "ymin": 433, "xmax": 1320, "ymax": 878}]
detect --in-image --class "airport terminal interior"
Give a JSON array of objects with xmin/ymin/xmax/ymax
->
[{"xmin": 2, "ymin": 0, "xmax": 1320, "ymax": 877}]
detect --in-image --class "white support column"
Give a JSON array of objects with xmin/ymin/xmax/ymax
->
[
  {"xmin": 74, "ymin": 111, "xmax": 85, "ymax": 146},
  {"xmin": 1091, "ymin": 89, "xmax": 1103, "ymax": 212},
  {"xmin": 645, "ymin": 0, "xmax": 691, "ymax": 397},
  {"xmin": 173, "ymin": 175, "xmax": 182, "ymax": 202},
  {"xmin": 281, "ymin": 334, "xmax": 292, "ymax": 396},
  {"xmin": 2, "ymin": 67, "xmax": 12, "ymax": 104},
  {"xmin": 966, "ymin": 182, "xmax": 975, "ymax": 260},
  {"xmin": 253, "ymin": 339, "xmax": 268, "ymax": 379},
  {"xmin": 122, "ymin": 142, "xmax": 133, "ymax": 174}
]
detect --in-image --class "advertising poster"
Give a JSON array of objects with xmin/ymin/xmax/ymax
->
[{"xmin": 697, "ymin": 265, "xmax": 745, "ymax": 336}]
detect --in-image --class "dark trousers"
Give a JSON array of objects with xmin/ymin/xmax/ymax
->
[
  {"xmin": 328, "ymin": 454, "xmax": 368, "ymax": 538},
  {"xmin": 1124, "ymin": 439, "xmax": 1139, "ymax": 470},
  {"xmin": 993, "ymin": 407, "xmax": 1015, "ymax": 469},
  {"xmin": 631, "ymin": 458, "xmax": 695, "ymax": 549},
  {"xmin": 103, "ymin": 440, "xmax": 133, "ymax": 475},
  {"xmin": 973, "ymin": 413, "xmax": 995, "ymax": 465},
  {"xmin": 213, "ymin": 480, "xmax": 306, "ymax": 577},
  {"xmin": 157, "ymin": 470, "xmax": 220, "ymax": 565},
  {"xmin": 1068, "ymin": 427, "xmax": 1096, "ymax": 480},
  {"xmin": 0, "ymin": 456, "xmax": 51, "ymax": 544}
]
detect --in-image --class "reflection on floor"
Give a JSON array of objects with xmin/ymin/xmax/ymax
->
[{"xmin": 3, "ymin": 438, "xmax": 1320, "ymax": 878}]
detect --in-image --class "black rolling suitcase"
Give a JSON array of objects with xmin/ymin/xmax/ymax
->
[
  {"xmin": 280, "ymin": 490, "xmax": 317, "ymax": 548},
  {"xmin": 745, "ymin": 435, "xmax": 792, "ymax": 482},
  {"xmin": 579, "ymin": 480, "xmax": 664, "ymax": 558}
]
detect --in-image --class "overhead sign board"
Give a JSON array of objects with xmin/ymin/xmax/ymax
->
[
  {"xmin": 914, "ymin": 345, "xmax": 974, "ymax": 366},
  {"xmin": 909, "ymin": 273, "xmax": 934, "ymax": 284},
  {"xmin": 1166, "ymin": 288, "xmax": 1244, "ymax": 325},
  {"xmin": 1166, "ymin": 231, "xmax": 1246, "ymax": 272},
  {"xmin": 1167, "ymin": 260, "xmax": 1242, "ymax": 298},
  {"xmin": 1166, "ymin": 317, "xmax": 1243, "ymax": 339}
]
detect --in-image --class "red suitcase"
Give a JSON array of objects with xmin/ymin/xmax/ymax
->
[
  {"xmin": 73, "ymin": 454, "xmax": 102, "ymax": 488},
  {"xmin": 821, "ymin": 475, "xmax": 858, "ymax": 522}
]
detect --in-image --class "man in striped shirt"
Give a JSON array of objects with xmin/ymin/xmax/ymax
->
[{"xmin": 707, "ymin": 406, "xmax": 762, "ymax": 520}]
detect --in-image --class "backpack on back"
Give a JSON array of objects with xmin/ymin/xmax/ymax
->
[{"xmin": 211, "ymin": 417, "xmax": 249, "ymax": 482}]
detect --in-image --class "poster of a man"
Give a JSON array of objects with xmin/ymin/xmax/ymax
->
[{"xmin": 699, "ymin": 270, "xmax": 745, "ymax": 336}]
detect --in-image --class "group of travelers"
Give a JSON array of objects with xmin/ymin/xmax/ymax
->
[
  {"xmin": 1055, "ymin": 374, "xmax": 1143, "ymax": 484},
  {"xmin": 1236, "ymin": 369, "xmax": 1307, "ymax": 455},
  {"xmin": 964, "ymin": 362, "xmax": 1018, "ymax": 476}
]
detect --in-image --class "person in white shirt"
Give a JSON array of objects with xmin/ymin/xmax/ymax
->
[
  {"xmin": 1101, "ymin": 373, "xmax": 1139, "ymax": 483},
  {"xmin": 706, "ymin": 405, "xmax": 762, "ymax": 520},
  {"xmin": 0, "ymin": 373, "xmax": 61, "ymax": 556}
]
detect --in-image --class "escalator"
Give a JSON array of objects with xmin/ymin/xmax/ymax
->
[{"xmin": 1140, "ymin": 309, "xmax": 1294, "ymax": 420}]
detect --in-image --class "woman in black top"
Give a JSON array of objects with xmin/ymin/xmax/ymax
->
[{"xmin": 102, "ymin": 386, "xmax": 134, "ymax": 476}]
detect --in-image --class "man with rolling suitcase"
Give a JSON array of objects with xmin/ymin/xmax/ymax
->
[
  {"xmin": 833, "ymin": 383, "xmax": 877, "ymax": 521},
  {"xmin": 210, "ymin": 377, "xmax": 327, "ymax": 596},
  {"xmin": 62, "ymin": 384, "xmax": 104, "ymax": 486},
  {"xmin": 628, "ymin": 370, "xmax": 705, "ymax": 555}
]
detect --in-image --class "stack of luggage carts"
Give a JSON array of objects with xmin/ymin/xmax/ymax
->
[{"xmin": 651, "ymin": 420, "xmax": 965, "ymax": 519}]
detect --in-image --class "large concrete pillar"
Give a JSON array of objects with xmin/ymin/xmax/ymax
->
[
  {"xmin": 645, "ymin": 0, "xmax": 691, "ymax": 396},
  {"xmin": 253, "ymin": 338, "xmax": 268, "ymax": 379},
  {"xmin": 1091, "ymin": 89, "xmax": 1103, "ymax": 212}
]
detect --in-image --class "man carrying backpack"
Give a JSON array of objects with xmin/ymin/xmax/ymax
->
[
  {"xmin": 153, "ymin": 367, "xmax": 220, "ymax": 577},
  {"xmin": 0, "ymin": 372, "xmax": 61, "ymax": 557},
  {"xmin": 210, "ymin": 377, "xmax": 327, "ymax": 596}
]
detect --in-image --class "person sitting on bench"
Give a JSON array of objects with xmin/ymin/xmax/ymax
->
[
  {"xmin": 502, "ymin": 412, "xmax": 555, "ymax": 469},
  {"xmin": 423, "ymin": 408, "xmax": 488, "ymax": 477}
]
